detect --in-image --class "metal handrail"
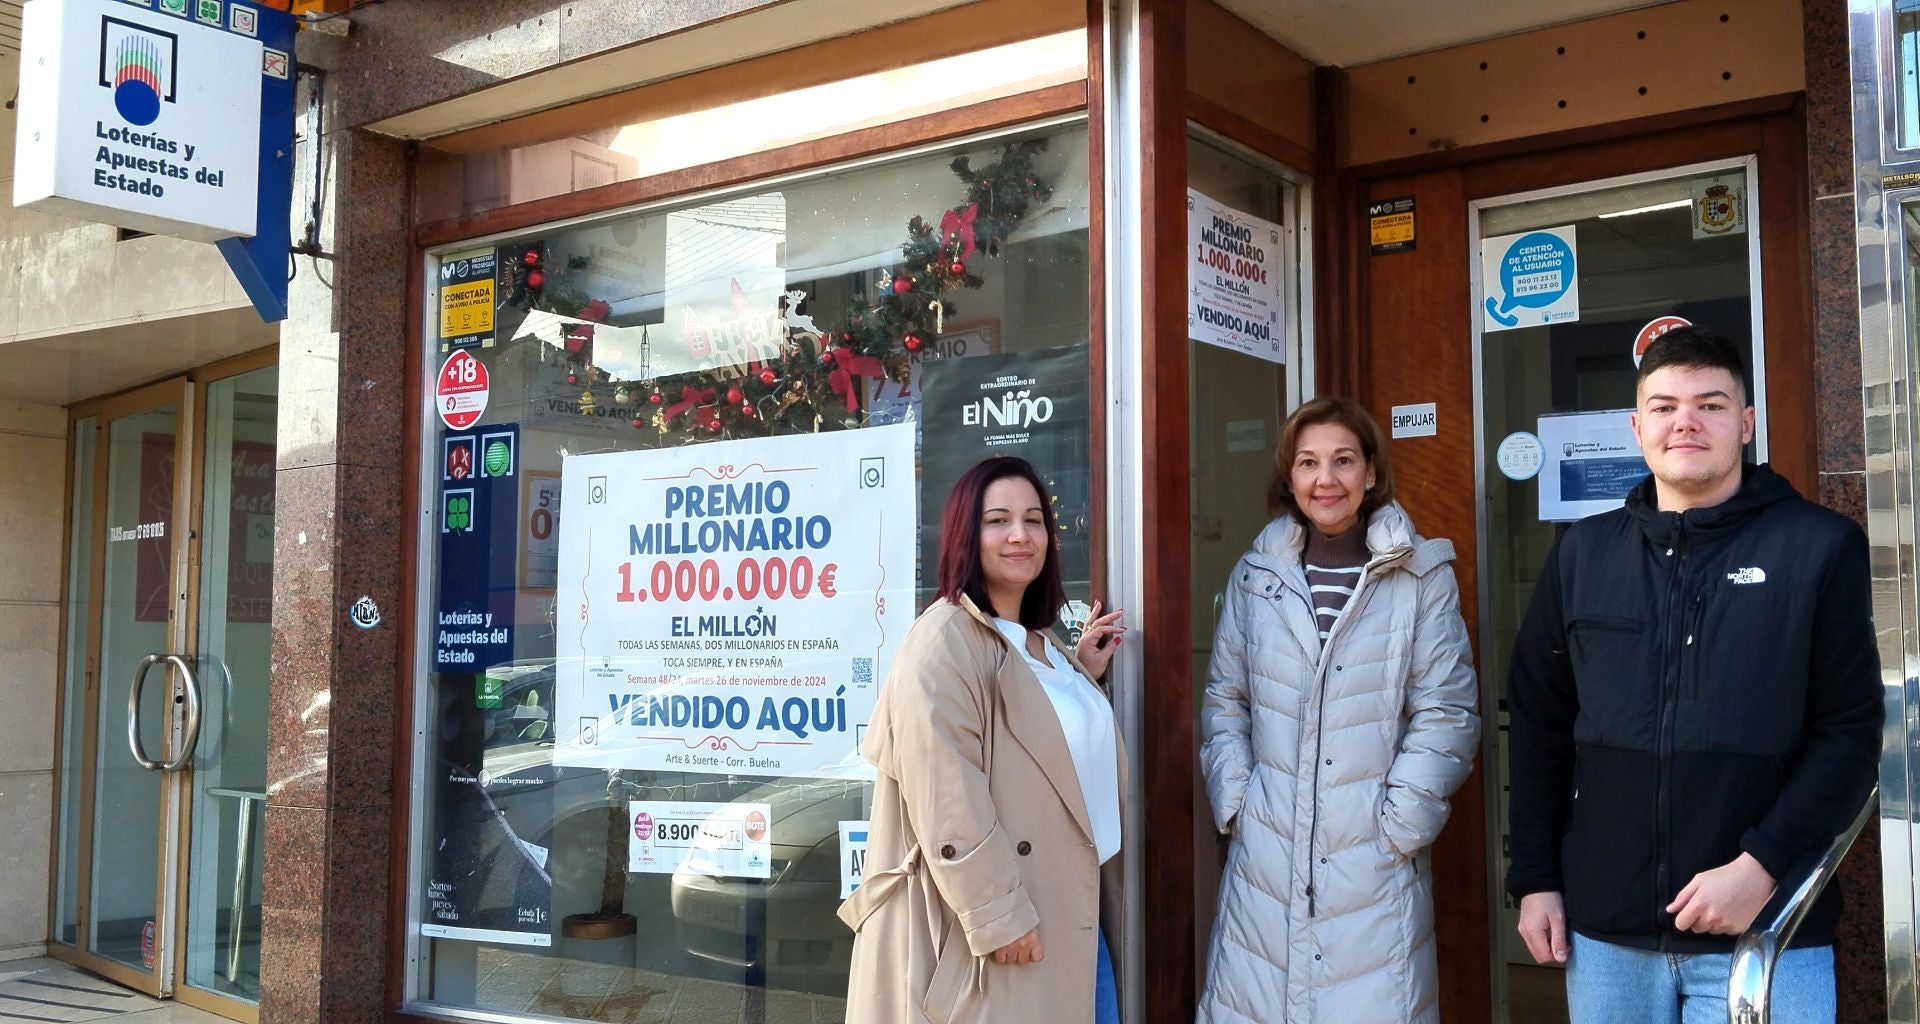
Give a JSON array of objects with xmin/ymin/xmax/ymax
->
[{"xmin": 1727, "ymin": 785, "xmax": 1878, "ymax": 1024}]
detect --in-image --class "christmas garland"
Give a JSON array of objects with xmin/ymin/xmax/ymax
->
[{"xmin": 501, "ymin": 139, "xmax": 1053, "ymax": 442}]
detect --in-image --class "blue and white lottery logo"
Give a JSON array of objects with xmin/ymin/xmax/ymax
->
[
  {"xmin": 1485, "ymin": 230, "xmax": 1576, "ymax": 328},
  {"xmin": 98, "ymin": 17, "xmax": 178, "ymax": 128}
]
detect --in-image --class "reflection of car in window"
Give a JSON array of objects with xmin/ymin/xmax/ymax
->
[
  {"xmin": 481, "ymin": 661, "xmax": 554, "ymax": 746},
  {"xmin": 669, "ymin": 777, "xmax": 866, "ymax": 996}
]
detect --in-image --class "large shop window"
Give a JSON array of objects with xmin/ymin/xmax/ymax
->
[{"xmin": 410, "ymin": 121, "xmax": 1092, "ymax": 1022}]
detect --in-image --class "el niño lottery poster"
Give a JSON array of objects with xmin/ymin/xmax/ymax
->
[{"xmin": 553, "ymin": 425, "xmax": 916, "ymax": 779}]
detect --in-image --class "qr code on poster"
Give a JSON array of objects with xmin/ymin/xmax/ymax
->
[{"xmin": 852, "ymin": 657, "xmax": 874, "ymax": 686}]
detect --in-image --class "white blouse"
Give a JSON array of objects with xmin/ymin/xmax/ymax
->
[{"xmin": 993, "ymin": 618, "xmax": 1122, "ymax": 864}]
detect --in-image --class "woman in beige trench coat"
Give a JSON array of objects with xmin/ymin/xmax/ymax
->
[{"xmin": 839, "ymin": 455, "xmax": 1129, "ymax": 1024}]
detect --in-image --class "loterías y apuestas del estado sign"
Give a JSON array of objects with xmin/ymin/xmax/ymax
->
[{"xmin": 13, "ymin": 0, "xmax": 263, "ymax": 243}]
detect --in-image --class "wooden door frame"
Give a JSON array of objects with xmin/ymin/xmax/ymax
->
[{"xmin": 1336, "ymin": 99, "xmax": 1814, "ymax": 1024}]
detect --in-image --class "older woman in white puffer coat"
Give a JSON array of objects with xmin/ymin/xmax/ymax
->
[{"xmin": 1198, "ymin": 397, "xmax": 1480, "ymax": 1024}]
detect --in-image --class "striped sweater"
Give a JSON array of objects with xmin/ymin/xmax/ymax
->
[{"xmin": 1303, "ymin": 524, "xmax": 1369, "ymax": 645}]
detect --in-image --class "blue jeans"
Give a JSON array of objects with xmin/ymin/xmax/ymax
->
[
  {"xmin": 1095, "ymin": 929, "xmax": 1119, "ymax": 1024},
  {"xmin": 1565, "ymin": 933, "xmax": 1834, "ymax": 1024}
]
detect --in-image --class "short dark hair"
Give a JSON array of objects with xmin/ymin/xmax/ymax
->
[
  {"xmin": 934, "ymin": 456, "xmax": 1066, "ymax": 629},
  {"xmin": 1268, "ymin": 396, "xmax": 1395, "ymax": 524},
  {"xmin": 1637, "ymin": 326, "xmax": 1750, "ymax": 405}
]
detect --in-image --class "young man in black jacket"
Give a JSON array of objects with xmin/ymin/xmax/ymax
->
[{"xmin": 1504, "ymin": 327, "xmax": 1881, "ymax": 1022}]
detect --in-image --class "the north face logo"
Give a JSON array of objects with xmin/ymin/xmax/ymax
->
[{"xmin": 1726, "ymin": 567, "xmax": 1767, "ymax": 585}]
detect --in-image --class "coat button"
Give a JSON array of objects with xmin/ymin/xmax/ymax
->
[
  {"xmin": 940, "ymin": 844, "xmax": 957, "ymax": 859},
  {"xmin": 1017, "ymin": 841, "xmax": 1032, "ymax": 856},
  {"xmin": 1324, "ymin": 758, "xmax": 1332, "ymax": 766}
]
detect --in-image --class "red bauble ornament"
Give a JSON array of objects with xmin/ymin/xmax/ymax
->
[
  {"xmin": 758, "ymin": 368, "xmax": 778, "ymax": 387},
  {"xmin": 648, "ymin": 392, "xmax": 664, "ymax": 406},
  {"xmin": 821, "ymin": 348, "xmax": 839, "ymax": 366},
  {"xmin": 523, "ymin": 249, "xmax": 541, "ymax": 267},
  {"xmin": 705, "ymin": 418, "xmax": 723, "ymax": 433},
  {"xmin": 891, "ymin": 275, "xmax": 913, "ymax": 295},
  {"xmin": 948, "ymin": 259, "xmax": 967, "ymax": 277},
  {"xmin": 741, "ymin": 403, "xmax": 756, "ymax": 418},
  {"xmin": 526, "ymin": 269, "xmax": 546, "ymax": 290},
  {"xmin": 631, "ymin": 417, "xmax": 646, "ymax": 429},
  {"xmin": 726, "ymin": 386, "xmax": 744, "ymax": 405},
  {"xmin": 839, "ymin": 330, "xmax": 855, "ymax": 345},
  {"xmin": 902, "ymin": 332, "xmax": 925, "ymax": 353},
  {"xmin": 567, "ymin": 372, "xmax": 578, "ymax": 384}
]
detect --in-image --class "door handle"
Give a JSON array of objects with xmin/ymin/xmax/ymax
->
[
  {"xmin": 163, "ymin": 655, "xmax": 203, "ymax": 773},
  {"xmin": 127, "ymin": 653, "xmax": 203, "ymax": 773}
]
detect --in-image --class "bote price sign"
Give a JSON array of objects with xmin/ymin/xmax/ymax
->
[{"xmin": 554, "ymin": 425, "xmax": 916, "ymax": 779}]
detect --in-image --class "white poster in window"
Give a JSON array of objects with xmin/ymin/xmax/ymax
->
[
  {"xmin": 1187, "ymin": 189, "xmax": 1285, "ymax": 364},
  {"xmin": 553, "ymin": 425, "xmax": 916, "ymax": 778},
  {"xmin": 839, "ymin": 820, "xmax": 869, "ymax": 899},
  {"xmin": 629, "ymin": 800, "xmax": 772, "ymax": 878},
  {"xmin": 663, "ymin": 193, "xmax": 790, "ymax": 375},
  {"xmin": 1537, "ymin": 410, "xmax": 1649, "ymax": 521},
  {"xmin": 1480, "ymin": 226, "xmax": 1580, "ymax": 332}
]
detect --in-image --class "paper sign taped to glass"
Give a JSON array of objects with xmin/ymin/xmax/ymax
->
[
  {"xmin": 1537, "ymin": 410, "xmax": 1649, "ymax": 521},
  {"xmin": 552, "ymin": 425, "xmax": 917, "ymax": 778},
  {"xmin": 629, "ymin": 800, "xmax": 773, "ymax": 878}
]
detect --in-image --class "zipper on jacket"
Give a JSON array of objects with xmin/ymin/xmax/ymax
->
[
  {"xmin": 1684, "ymin": 594, "xmax": 1704, "ymax": 647},
  {"xmin": 1300, "ymin": 552, "xmax": 1391, "ymax": 921},
  {"xmin": 1654, "ymin": 514, "xmax": 1687, "ymax": 948}
]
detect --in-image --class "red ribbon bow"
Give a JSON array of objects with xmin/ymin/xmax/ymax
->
[
  {"xmin": 940, "ymin": 203, "xmax": 979, "ymax": 261},
  {"xmin": 827, "ymin": 346, "xmax": 888, "ymax": 412},
  {"xmin": 664, "ymin": 384, "xmax": 717, "ymax": 421}
]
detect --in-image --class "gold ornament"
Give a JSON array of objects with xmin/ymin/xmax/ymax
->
[{"xmin": 577, "ymin": 389, "xmax": 597, "ymax": 416}]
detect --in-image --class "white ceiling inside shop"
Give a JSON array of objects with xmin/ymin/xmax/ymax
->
[{"xmin": 1216, "ymin": 0, "xmax": 1679, "ymax": 66}]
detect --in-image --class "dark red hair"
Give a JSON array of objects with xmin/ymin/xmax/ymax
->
[{"xmin": 934, "ymin": 456, "xmax": 1065, "ymax": 629}]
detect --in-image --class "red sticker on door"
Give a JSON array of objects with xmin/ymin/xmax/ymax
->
[
  {"xmin": 437, "ymin": 350, "xmax": 490, "ymax": 430},
  {"xmin": 141, "ymin": 920, "xmax": 155, "ymax": 968},
  {"xmin": 1632, "ymin": 315, "xmax": 1692, "ymax": 367}
]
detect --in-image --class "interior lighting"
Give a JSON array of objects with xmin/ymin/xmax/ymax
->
[{"xmin": 1597, "ymin": 198, "xmax": 1691, "ymax": 219}]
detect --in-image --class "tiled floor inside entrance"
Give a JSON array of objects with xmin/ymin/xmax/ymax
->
[{"xmin": 0, "ymin": 960, "xmax": 227, "ymax": 1024}]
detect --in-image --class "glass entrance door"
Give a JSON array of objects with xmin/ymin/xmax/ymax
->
[
  {"xmin": 49, "ymin": 357, "xmax": 276, "ymax": 1021},
  {"xmin": 1471, "ymin": 160, "xmax": 1766, "ymax": 1022},
  {"xmin": 54, "ymin": 378, "xmax": 194, "ymax": 997},
  {"xmin": 178, "ymin": 363, "xmax": 277, "ymax": 1017}
]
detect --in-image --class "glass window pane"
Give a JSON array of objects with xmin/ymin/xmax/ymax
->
[
  {"xmin": 1475, "ymin": 168, "xmax": 1759, "ymax": 992},
  {"xmin": 90, "ymin": 405, "xmax": 179, "ymax": 970},
  {"xmin": 184, "ymin": 366, "xmax": 278, "ymax": 1002},
  {"xmin": 1900, "ymin": 5, "xmax": 1920, "ymax": 150},
  {"xmin": 416, "ymin": 121, "xmax": 1091, "ymax": 1021},
  {"xmin": 1183, "ymin": 131, "xmax": 1304, "ymax": 994}
]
